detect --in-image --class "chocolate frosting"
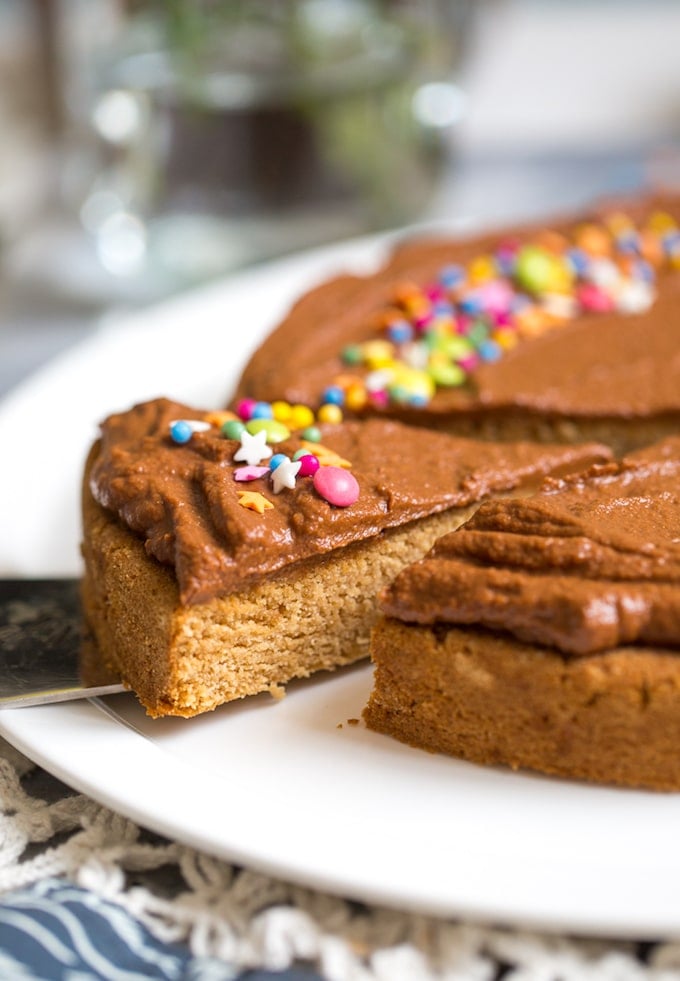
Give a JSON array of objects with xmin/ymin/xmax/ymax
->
[
  {"xmin": 380, "ymin": 438, "xmax": 680, "ymax": 656},
  {"xmin": 235, "ymin": 192, "xmax": 680, "ymax": 421},
  {"xmin": 88, "ymin": 398, "xmax": 610, "ymax": 605}
]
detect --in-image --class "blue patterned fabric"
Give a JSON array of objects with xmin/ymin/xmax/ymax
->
[{"xmin": 0, "ymin": 878, "xmax": 321, "ymax": 981}]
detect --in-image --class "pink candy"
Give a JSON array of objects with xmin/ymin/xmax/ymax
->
[
  {"xmin": 297, "ymin": 453, "xmax": 320, "ymax": 477},
  {"xmin": 234, "ymin": 466, "xmax": 270, "ymax": 481},
  {"xmin": 236, "ymin": 398, "xmax": 257, "ymax": 421},
  {"xmin": 313, "ymin": 466, "xmax": 359, "ymax": 507},
  {"xmin": 577, "ymin": 283, "xmax": 615, "ymax": 313}
]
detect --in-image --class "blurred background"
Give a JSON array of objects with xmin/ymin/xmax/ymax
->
[{"xmin": 1, "ymin": 0, "xmax": 680, "ymax": 396}]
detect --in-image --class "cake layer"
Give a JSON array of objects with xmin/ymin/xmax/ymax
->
[{"xmin": 365, "ymin": 620, "xmax": 680, "ymax": 791}]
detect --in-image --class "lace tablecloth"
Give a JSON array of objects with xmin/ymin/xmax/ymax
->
[{"xmin": 3, "ymin": 737, "xmax": 680, "ymax": 981}]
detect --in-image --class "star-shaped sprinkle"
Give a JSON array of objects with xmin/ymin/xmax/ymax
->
[
  {"xmin": 300, "ymin": 440, "xmax": 352, "ymax": 469},
  {"xmin": 234, "ymin": 465, "xmax": 270, "ymax": 482},
  {"xmin": 234, "ymin": 429, "xmax": 273, "ymax": 466},
  {"xmin": 271, "ymin": 458, "xmax": 301, "ymax": 494},
  {"xmin": 237, "ymin": 490, "xmax": 273, "ymax": 514}
]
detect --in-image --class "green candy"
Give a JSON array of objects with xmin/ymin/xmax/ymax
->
[
  {"xmin": 245, "ymin": 418, "xmax": 291, "ymax": 443},
  {"xmin": 429, "ymin": 362, "xmax": 466, "ymax": 387},
  {"xmin": 341, "ymin": 344, "xmax": 363, "ymax": 365},
  {"xmin": 221, "ymin": 419, "xmax": 245, "ymax": 439},
  {"xmin": 444, "ymin": 336, "xmax": 474, "ymax": 361},
  {"xmin": 301, "ymin": 425, "xmax": 322, "ymax": 443},
  {"xmin": 467, "ymin": 320, "xmax": 489, "ymax": 346},
  {"xmin": 515, "ymin": 245, "xmax": 563, "ymax": 294}
]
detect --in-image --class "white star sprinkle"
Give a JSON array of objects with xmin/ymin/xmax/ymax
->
[
  {"xmin": 271, "ymin": 458, "xmax": 301, "ymax": 494},
  {"xmin": 233, "ymin": 429, "xmax": 273, "ymax": 466}
]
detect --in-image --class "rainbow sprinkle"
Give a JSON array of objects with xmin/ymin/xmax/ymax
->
[{"xmin": 324, "ymin": 208, "xmax": 680, "ymax": 411}]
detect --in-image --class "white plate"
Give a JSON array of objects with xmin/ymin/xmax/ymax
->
[{"xmin": 1, "ymin": 236, "xmax": 680, "ymax": 941}]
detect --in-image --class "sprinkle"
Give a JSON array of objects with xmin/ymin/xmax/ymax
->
[
  {"xmin": 321, "ymin": 385, "xmax": 345, "ymax": 406},
  {"xmin": 296, "ymin": 453, "xmax": 320, "ymax": 476},
  {"xmin": 313, "ymin": 466, "xmax": 360, "ymax": 507},
  {"xmin": 317, "ymin": 403, "xmax": 343, "ymax": 425},
  {"xmin": 439, "ymin": 264, "xmax": 464, "ymax": 288},
  {"xmin": 341, "ymin": 344, "xmax": 363, "ymax": 365},
  {"xmin": 205, "ymin": 410, "xmax": 237, "ymax": 428},
  {"xmin": 234, "ymin": 429, "xmax": 273, "ymax": 466},
  {"xmin": 301, "ymin": 425, "xmax": 322, "ymax": 443},
  {"xmin": 222, "ymin": 419, "xmax": 246, "ymax": 439},
  {"xmin": 250, "ymin": 401, "xmax": 274, "ymax": 420},
  {"xmin": 269, "ymin": 453, "xmax": 288, "ymax": 471},
  {"xmin": 289, "ymin": 404, "xmax": 315, "ymax": 429},
  {"xmin": 236, "ymin": 398, "xmax": 257, "ymax": 421},
  {"xmin": 271, "ymin": 400, "xmax": 292, "ymax": 423},
  {"xmin": 246, "ymin": 418, "xmax": 291, "ymax": 443},
  {"xmin": 271, "ymin": 457, "xmax": 301, "ymax": 494},
  {"xmin": 237, "ymin": 490, "xmax": 273, "ymax": 514},
  {"xmin": 234, "ymin": 466, "xmax": 270, "ymax": 481},
  {"xmin": 301, "ymin": 441, "xmax": 352, "ymax": 468},
  {"xmin": 169, "ymin": 420, "xmax": 194, "ymax": 444}
]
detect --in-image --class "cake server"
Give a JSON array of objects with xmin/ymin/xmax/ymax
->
[{"xmin": 0, "ymin": 579, "xmax": 125, "ymax": 707}]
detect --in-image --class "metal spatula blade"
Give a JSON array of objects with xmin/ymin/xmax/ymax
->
[{"xmin": 0, "ymin": 579, "xmax": 125, "ymax": 708}]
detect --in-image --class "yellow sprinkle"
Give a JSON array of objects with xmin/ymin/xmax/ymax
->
[
  {"xmin": 237, "ymin": 490, "xmax": 273, "ymax": 514},
  {"xmin": 289, "ymin": 404, "xmax": 315, "ymax": 429},
  {"xmin": 205, "ymin": 410, "xmax": 237, "ymax": 428},
  {"xmin": 647, "ymin": 210, "xmax": 677, "ymax": 234},
  {"xmin": 604, "ymin": 211, "xmax": 634, "ymax": 236},
  {"xmin": 492, "ymin": 328, "xmax": 519, "ymax": 351},
  {"xmin": 362, "ymin": 339, "xmax": 394, "ymax": 369},
  {"xmin": 300, "ymin": 441, "xmax": 352, "ymax": 469},
  {"xmin": 317, "ymin": 403, "xmax": 343, "ymax": 424},
  {"xmin": 271, "ymin": 400, "xmax": 292, "ymax": 423},
  {"xmin": 468, "ymin": 254, "xmax": 497, "ymax": 284}
]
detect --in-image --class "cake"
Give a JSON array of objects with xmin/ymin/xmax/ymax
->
[
  {"xmin": 80, "ymin": 397, "xmax": 610, "ymax": 717},
  {"xmin": 364, "ymin": 437, "xmax": 680, "ymax": 790},
  {"xmin": 235, "ymin": 191, "xmax": 680, "ymax": 454}
]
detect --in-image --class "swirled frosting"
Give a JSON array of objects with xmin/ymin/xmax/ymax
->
[{"xmin": 380, "ymin": 438, "xmax": 680, "ymax": 655}]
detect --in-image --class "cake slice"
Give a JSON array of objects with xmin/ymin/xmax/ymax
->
[
  {"xmin": 365, "ymin": 438, "xmax": 680, "ymax": 790},
  {"xmin": 81, "ymin": 397, "xmax": 609, "ymax": 717},
  {"xmin": 235, "ymin": 191, "xmax": 680, "ymax": 454}
]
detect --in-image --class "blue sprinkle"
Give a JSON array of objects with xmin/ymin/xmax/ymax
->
[
  {"xmin": 439, "ymin": 264, "xmax": 464, "ymax": 288},
  {"xmin": 269, "ymin": 453, "xmax": 288, "ymax": 471},
  {"xmin": 615, "ymin": 231, "xmax": 640, "ymax": 254},
  {"xmin": 633, "ymin": 258, "xmax": 655, "ymax": 283},
  {"xmin": 387, "ymin": 320, "xmax": 414, "ymax": 344},
  {"xmin": 321, "ymin": 385, "xmax": 345, "ymax": 406},
  {"xmin": 565, "ymin": 247, "xmax": 589, "ymax": 276},
  {"xmin": 494, "ymin": 251, "xmax": 516, "ymax": 276},
  {"xmin": 251, "ymin": 401, "xmax": 274, "ymax": 420},
  {"xmin": 663, "ymin": 231, "xmax": 680, "ymax": 255},
  {"xmin": 458, "ymin": 293, "xmax": 483, "ymax": 315},
  {"xmin": 170, "ymin": 420, "xmax": 193, "ymax": 444},
  {"xmin": 409, "ymin": 393, "xmax": 430, "ymax": 407},
  {"xmin": 479, "ymin": 339, "xmax": 502, "ymax": 363}
]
